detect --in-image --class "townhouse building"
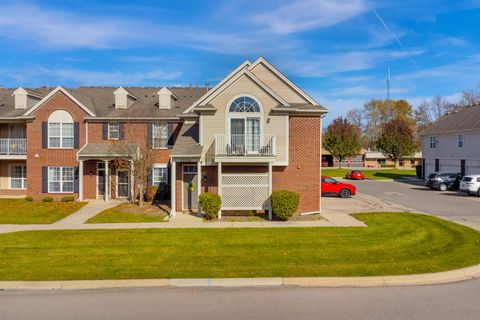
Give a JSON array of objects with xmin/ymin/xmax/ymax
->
[
  {"xmin": 420, "ymin": 104, "xmax": 480, "ymax": 178},
  {"xmin": 0, "ymin": 58, "xmax": 327, "ymax": 218}
]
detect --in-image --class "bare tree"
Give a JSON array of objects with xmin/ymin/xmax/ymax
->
[
  {"xmin": 346, "ymin": 108, "xmax": 364, "ymax": 129},
  {"xmin": 414, "ymin": 95, "xmax": 455, "ymax": 130},
  {"xmin": 459, "ymin": 85, "xmax": 480, "ymax": 107}
]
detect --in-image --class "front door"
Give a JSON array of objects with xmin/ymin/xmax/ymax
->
[
  {"xmin": 182, "ymin": 165, "xmax": 198, "ymax": 211},
  {"xmin": 97, "ymin": 162, "xmax": 106, "ymax": 199},
  {"xmin": 117, "ymin": 170, "xmax": 129, "ymax": 198}
]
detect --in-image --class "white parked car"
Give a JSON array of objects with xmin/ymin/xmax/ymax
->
[{"xmin": 459, "ymin": 175, "xmax": 480, "ymax": 196}]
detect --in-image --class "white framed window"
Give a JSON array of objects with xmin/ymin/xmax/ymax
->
[
  {"xmin": 48, "ymin": 110, "xmax": 74, "ymax": 148},
  {"xmin": 152, "ymin": 123, "xmax": 168, "ymax": 149},
  {"xmin": 108, "ymin": 123, "xmax": 120, "ymax": 140},
  {"xmin": 227, "ymin": 95, "xmax": 262, "ymax": 154},
  {"xmin": 429, "ymin": 136, "xmax": 437, "ymax": 149},
  {"xmin": 48, "ymin": 167, "xmax": 74, "ymax": 193},
  {"xmin": 457, "ymin": 134, "xmax": 464, "ymax": 149},
  {"xmin": 9, "ymin": 164, "xmax": 26, "ymax": 189},
  {"xmin": 152, "ymin": 165, "xmax": 168, "ymax": 186}
]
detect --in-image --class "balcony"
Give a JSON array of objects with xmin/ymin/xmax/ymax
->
[
  {"xmin": 0, "ymin": 139, "xmax": 27, "ymax": 155},
  {"xmin": 214, "ymin": 134, "xmax": 276, "ymax": 159}
]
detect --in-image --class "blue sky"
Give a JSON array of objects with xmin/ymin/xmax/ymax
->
[{"xmin": 1, "ymin": 0, "xmax": 480, "ymax": 122}]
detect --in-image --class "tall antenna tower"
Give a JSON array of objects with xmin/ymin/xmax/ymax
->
[{"xmin": 386, "ymin": 66, "xmax": 391, "ymax": 102}]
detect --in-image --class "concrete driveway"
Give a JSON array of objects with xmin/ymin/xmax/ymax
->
[{"xmin": 343, "ymin": 177, "xmax": 480, "ymax": 230}]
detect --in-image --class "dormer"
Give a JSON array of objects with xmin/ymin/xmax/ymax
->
[
  {"xmin": 12, "ymin": 87, "xmax": 42, "ymax": 109},
  {"xmin": 158, "ymin": 87, "xmax": 177, "ymax": 109},
  {"xmin": 114, "ymin": 87, "xmax": 137, "ymax": 109}
]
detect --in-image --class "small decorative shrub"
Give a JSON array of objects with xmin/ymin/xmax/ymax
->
[
  {"xmin": 61, "ymin": 196, "xmax": 75, "ymax": 202},
  {"xmin": 271, "ymin": 190, "xmax": 300, "ymax": 221},
  {"xmin": 145, "ymin": 186, "xmax": 158, "ymax": 202},
  {"xmin": 42, "ymin": 196, "xmax": 54, "ymax": 203},
  {"xmin": 199, "ymin": 192, "xmax": 221, "ymax": 220},
  {"xmin": 24, "ymin": 196, "xmax": 33, "ymax": 202}
]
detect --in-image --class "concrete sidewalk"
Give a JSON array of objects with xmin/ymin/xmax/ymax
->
[
  {"xmin": 1, "ymin": 264, "xmax": 479, "ymax": 290},
  {"xmin": 54, "ymin": 200, "xmax": 123, "ymax": 226}
]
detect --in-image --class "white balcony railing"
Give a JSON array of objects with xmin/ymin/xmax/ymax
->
[
  {"xmin": 214, "ymin": 134, "xmax": 276, "ymax": 157},
  {"xmin": 0, "ymin": 139, "xmax": 27, "ymax": 155}
]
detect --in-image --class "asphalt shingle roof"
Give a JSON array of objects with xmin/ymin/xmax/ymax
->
[
  {"xmin": 0, "ymin": 87, "xmax": 207, "ymax": 119},
  {"xmin": 171, "ymin": 122, "xmax": 203, "ymax": 156},
  {"xmin": 420, "ymin": 104, "xmax": 480, "ymax": 135}
]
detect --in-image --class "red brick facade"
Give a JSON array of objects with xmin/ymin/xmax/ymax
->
[
  {"xmin": 26, "ymin": 91, "xmax": 88, "ymax": 200},
  {"xmin": 2, "ymin": 92, "xmax": 322, "ymax": 215},
  {"xmin": 273, "ymin": 116, "xmax": 321, "ymax": 213}
]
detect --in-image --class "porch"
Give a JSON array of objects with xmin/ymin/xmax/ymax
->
[{"xmin": 77, "ymin": 144, "xmax": 135, "ymax": 203}]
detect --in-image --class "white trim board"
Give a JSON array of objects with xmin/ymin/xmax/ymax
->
[{"xmin": 24, "ymin": 86, "xmax": 96, "ymax": 117}]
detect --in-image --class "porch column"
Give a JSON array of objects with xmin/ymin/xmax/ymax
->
[
  {"xmin": 217, "ymin": 162, "xmax": 222, "ymax": 219},
  {"xmin": 197, "ymin": 161, "xmax": 202, "ymax": 214},
  {"xmin": 104, "ymin": 160, "xmax": 109, "ymax": 203},
  {"xmin": 268, "ymin": 162, "xmax": 273, "ymax": 220},
  {"xmin": 78, "ymin": 160, "xmax": 84, "ymax": 201},
  {"xmin": 130, "ymin": 160, "xmax": 134, "ymax": 202},
  {"xmin": 170, "ymin": 161, "xmax": 176, "ymax": 215}
]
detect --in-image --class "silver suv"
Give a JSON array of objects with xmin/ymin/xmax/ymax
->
[{"xmin": 459, "ymin": 175, "xmax": 480, "ymax": 196}]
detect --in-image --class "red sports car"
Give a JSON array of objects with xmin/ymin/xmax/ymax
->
[
  {"xmin": 321, "ymin": 176, "xmax": 356, "ymax": 198},
  {"xmin": 345, "ymin": 170, "xmax": 365, "ymax": 180}
]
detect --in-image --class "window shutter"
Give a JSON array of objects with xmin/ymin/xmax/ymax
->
[
  {"xmin": 42, "ymin": 122, "xmax": 48, "ymax": 148},
  {"xmin": 42, "ymin": 167, "xmax": 48, "ymax": 193},
  {"xmin": 74, "ymin": 166, "xmax": 79, "ymax": 193},
  {"xmin": 147, "ymin": 124, "xmax": 152, "ymax": 148},
  {"xmin": 102, "ymin": 123, "xmax": 108, "ymax": 140},
  {"xmin": 167, "ymin": 123, "xmax": 174, "ymax": 148},
  {"xmin": 73, "ymin": 122, "xmax": 80, "ymax": 149},
  {"xmin": 119, "ymin": 123, "xmax": 125, "ymax": 140}
]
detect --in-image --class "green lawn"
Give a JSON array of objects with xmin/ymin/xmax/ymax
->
[
  {"xmin": 87, "ymin": 203, "xmax": 168, "ymax": 223},
  {"xmin": 322, "ymin": 168, "xmax": 417, "ymax": 180},
  {"xmin": 0, "ymin": 199, "xmax": 86, "ymax": 224},
  {"xmin": 0, "ymin": 212, "xmax": 479, "ymax": 280}
]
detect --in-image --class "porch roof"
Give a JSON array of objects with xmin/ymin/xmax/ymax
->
[
  {"xmin": 77, "ymin": 143, "xmax": 134, "ymax": 159},
  {"xmin": 171, "ymin": 122, "xmax": 203, "ymax": 157}
]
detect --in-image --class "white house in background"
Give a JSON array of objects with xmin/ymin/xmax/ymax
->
[{"xmin": 420, "ymin": 104, "xmax": 480, "ymax": 178}]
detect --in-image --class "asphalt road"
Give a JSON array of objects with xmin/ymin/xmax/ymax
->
[
  {"xmin": 1, "ymin": 279, "xmax": 480, "ymax": 320},
  {"xmin": 346, "ymin": 178, "xmax": 480, "ymax": 230}
]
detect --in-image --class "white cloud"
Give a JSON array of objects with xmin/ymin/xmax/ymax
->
[
  {"xmin": 330, "ymin": 85, "xmax": 408, "ymax": 97},
  {"xmin": 280, "ymin": 49, "xmax": 424, "ymax": 77},
  {"xmin": 252, "ymin": 0, "xmax": 368, "ymax": 35},
  {"xmin": 3, "ymin": 66, "xmax": 181, "ymax": 86},
  {"xmin": 0, "ymin": 3, "xmax": 152, "ymax": 49}
]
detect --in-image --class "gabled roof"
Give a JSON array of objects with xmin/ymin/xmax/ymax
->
[
  {"xmin": 171, "ymin": 122, "xmax": 203, "ymax": 156},
  {"xmin": 248, "ymin": 57, "xmax": 320, "ymax": 106},
  {"xmin": 419, "ymin": 104, "xmax": 480, "ymax": 135},
  {"xmin": 24, "ymin": 86, "xmax": 96, "ymax": 117},
  {"xmin": 183, "ymin": 60, "xmax": 252, "ymax": 113},
  {"xmin": 197, "ymin": 68, "xmax": 290, "ymax": 109},
  {"xmin": 184, "ymin": 57, "xmax": 325, "ymax": 114}
]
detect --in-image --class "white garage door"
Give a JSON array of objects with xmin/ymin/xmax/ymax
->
[
  {"xmin": 440, "ymin": 159, "xmax": 460, "ymax": 174},
  {"xmin": 424, "ymin": 159, "xmax": 436, "ymax": 178},
  {"xmin": 466, "ymin": 160, "xmax": 480, "ymax": 175}
]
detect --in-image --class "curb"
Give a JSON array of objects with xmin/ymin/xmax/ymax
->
[{"xmin": 1, "ymin": 264, "xmax": 479, "ymax": 290}]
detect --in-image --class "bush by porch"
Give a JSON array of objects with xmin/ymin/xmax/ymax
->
[{"xmin": 0, "ymin": 199, "xmax": 86, "ymax": 224}]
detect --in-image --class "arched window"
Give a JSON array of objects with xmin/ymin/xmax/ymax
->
[
  {"xmin": 48, "ymin": 110, "xmax": 74, "ymax": 148},
  {"xmin": 227, "ymin": 96, "xmax": 261, "ymax": 154},
  {"xmin": 229, "ymin": 96, "xmax": 260, "ymax": 112}
]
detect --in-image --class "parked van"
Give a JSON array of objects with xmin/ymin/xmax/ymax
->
[{"xmin": 459, "ymin": 175, "xmax": 480, "ymax": 196}]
